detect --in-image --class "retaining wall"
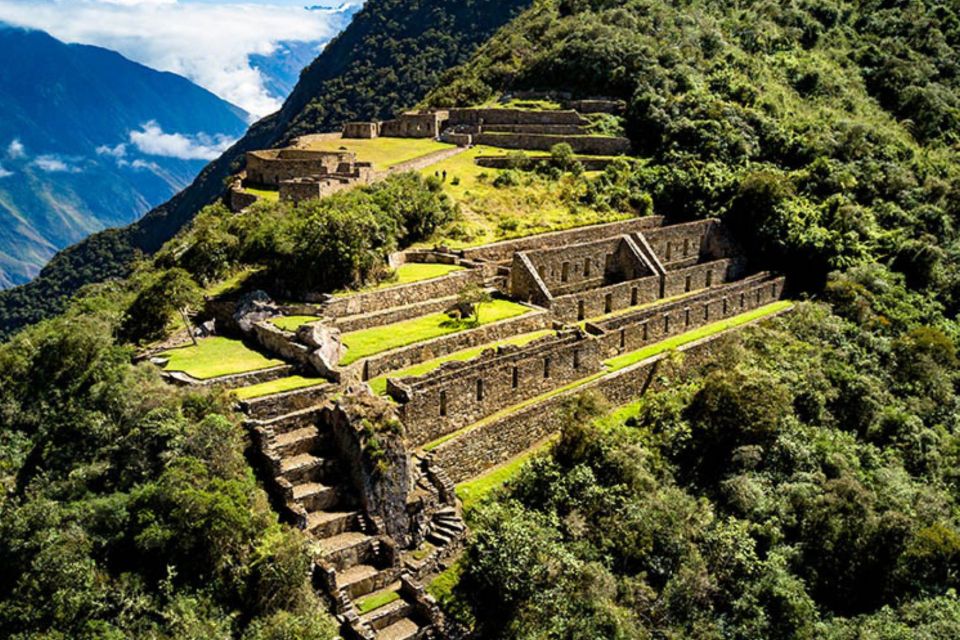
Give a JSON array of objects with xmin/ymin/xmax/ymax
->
[
  {"xmin": 662, "ymin": 259, "xmax": 735, "ymax": 298},
  {"xmin": 447, "ymin": 108, "xmax": 587, "ymax": 127},
  {"xmin": 461, "ymin": 216, "xmax": 664, "ymax": 263},
  {"xmin": 475, "ymin": 132, "xmax": 631, "ymax": 155},
  {"xmin": 430, "ymin": 303, "xmax": 793, "ymax": 483},
  {"xmin": 357, "ymin": 308, "xmax": 552, "ymax": 381},
  {"xmin": 551, "ymin": 274, "xmax": 662, "ymax": 322},
  {"xmin": 482, "ymin": 124, "xmax": 587, "ymax": 135},
  {"xmin": 474, "ymin": 156, "xmax": 615, "ymax": 171},
  {"xmin": 389, "ymin": 331, "xmax": 600, "ymax": 447},
  {"xmin": 320, "ymin": 268, "xmax": 483, "ymax": 317}
]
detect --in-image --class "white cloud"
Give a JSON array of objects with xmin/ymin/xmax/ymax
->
[
  {"xmin": 131, "ymin": 159, "xmax": 162, "ymax": 171},
  {"xmin": 96, "ymin": 143, "xmax": 128, "ymax": 159},
  {"xmin": 7, "ymin": 139, "xmax": 25, "ymax": 159},
  {"xmin": 33, "ymin": 155, "xmax": 81, "ymax": 173},
  {"xmin": 0, "ymin": 1, "xmax": 362, "ymax": 117},
  {"xmin": 128, "ymin": 121, "xmax": 235, "ymax": 160},
  {"xmin": 0, "ymin": 164, "xmax": 12, "ymax": 178}
]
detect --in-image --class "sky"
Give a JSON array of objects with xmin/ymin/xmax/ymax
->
[{"xmin": 0, "ymin": 0, "xmax": 363, "ymax": 117}]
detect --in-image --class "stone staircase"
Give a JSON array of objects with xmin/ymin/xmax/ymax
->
[{"xmin": 244, "ymin": 385, "xmax": 449, "ymax": 640}]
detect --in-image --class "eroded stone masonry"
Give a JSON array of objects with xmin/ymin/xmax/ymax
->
[{"xmin": 169, "ymin": 103, "xmax": 790, "ymax": 640}]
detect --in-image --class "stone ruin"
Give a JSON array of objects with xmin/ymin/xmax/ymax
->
[{"xmin": 242, "ymin": 148, "xmax": 376, "ymax": 204}]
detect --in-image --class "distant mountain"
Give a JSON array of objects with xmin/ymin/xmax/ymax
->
[
  {"xmin": 0, "ymin": 24, "xmax": 250, "ymax": 288},
  {"xmin": 0, "ymin": 0, "xmax": 532, "ymax": 335}
]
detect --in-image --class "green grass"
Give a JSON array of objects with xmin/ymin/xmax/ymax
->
[
  {"xmin": 303, "ymin": 136, "xmax": 454, "ymax": 170},
  {"xmin": 232, "ymin": 375, "xmax": 326, "ymax": 401},
  {"xmin": 160, "ymin": 337, "xmax": 284, "ymax": 380},
  {"xmin": 270, "ymin": 316, "xmax": 321, "ymax": 332},
  {"xmin": 336, "ymin": 263, "xmax": 465, "ymax": 297},
  {"xmin": 456, "ymin": 440, "xmax": 553, "ymax": 516},
  {"xmin": 422, "ymin": 301, "xmax": 792, "ymax": 451},
  {"xmin": 367, "ymin": 329, "xmax": 554, "ymax": 395},
  {"xmin": 354, "ymin": 589, "xmax": 401, "ymax": 615},
  {"xmin": 604, "ymin": 301, "xmax": 794, "ymax": 371},
  {"xmin": 340, "ymin": 299, "xmax": 531, "ymax": 366},
  {"xmin": 244, "ymin": 187, "xmax": 279, "ymax": 202},
  {"xmin": 204, "ymin": 267, "xmax": 263, "ymax": 298}
]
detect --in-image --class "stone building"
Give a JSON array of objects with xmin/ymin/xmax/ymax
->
[{"xmin": 245, "ymin": 149, "xmax": 361, "ymax": 187}]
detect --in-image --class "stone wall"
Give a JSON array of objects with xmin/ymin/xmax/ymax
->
[
  {"xmin": 474, "ymin": 132, "xmax": 632, "ymax": 155},
  {"xmin": 358, "ymin": 308, "xmax": 552, "ymax": 381},
  {"xmin": 566, "ymin": 99, "xmax": 626, "ymax": 114},
  {"xmin": 482, "ymin": 124, "xmax": 587, "ymax": 135},
  {"xmin": 462, "ymin": 216, "xmax": 664, "ymax": 263},
  {"xmin": 319, "ymin": 268, "xmax": 483, "ymax": 317},
  {"xmin": 245, "ymin": 149, "xmax": 357, "ymax": 187},
  {"xmin": 474, "ymin": 156, "xmax": 614, "ymax": 171},
  {"xmin": 227, "ymin": 187, "xmax": 259, "ymax": 212},
  {"xmin": 639, "ymin": 218, "xmax": 738, "ymax": 266},
  {"xmin": 343, "ymin": 122, "xmax": 380, "ymax": 138},
  {"xmin": 440, "ymin": 131, "xmax": 472, "ymax": 147},
  {"xmin": 389, "ymin": 330, "xmax": 600, "ymax": 447},
  {"xmin": 334, "ymin": 295, "xmax": 457, "ymax": 334},
  {"xmin": 515, "ymin": 236, "xmax": 650, "ymax": 296},
  {"xmin": 380, "ymin": 112, "xmax": 448, "ymax": 138},
  {"xmin": 662, "ymin": 258, "xmax": 735, "ymax": 298},
  {"xmin": 447, "ymin": 108, "xmax": 588, "ymax": 127},
  {"xmin": 588, "ymin": 274, "xmax": 785, "ymax": 357},
  {"xmin": 550, "ymin": 274, "xmax": 662, "ymax": 322},
  {"xmin": 430, "ymin": 303, "xmax": 794, "ymax": 483}
]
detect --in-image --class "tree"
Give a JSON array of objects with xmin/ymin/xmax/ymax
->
[{"xmin": 457, "ymin": 284, "xmax": 492, "ymax": 325}]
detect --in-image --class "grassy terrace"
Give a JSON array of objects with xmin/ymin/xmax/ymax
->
[
  {"xmin": 270, "ymin": 316, "xmax": 320, "ymax": 332},
  {"xmin": 354, "ymin": 588, "xmax": 401, "ymax": 615},
  {"xmin": 303, "ymin": 136, "xmax": 454, "ymax": 170},
  {"xmin": 456, "ymin": 439, "xmax": 554, "ymax": 516},
  {"xmin": 422, "ymin": 301, "xmax": 793, "ymax": 451},
  {"xmin": 334, "ymin": 262, "xmax": 464, "ymax": 297},
  {"xmin": 244, "ymin": 187, "xmax": 279, "ymax": 202},
  {"xmin": 340, "ymin": 299, "xmax": 531, "ymax": 366},
  {"xmin": 367, "ymin": 329, "xmax": 554, "ymax": 395},
  {"xmin": 160, "ymin": 337, "xmax": 284, "ymax": 380},
  {"xmin": 232, "ymin": 375, "xmax": 325, "ymax": 401},
  {"xmin": 418, "ymin": 145, "xmax": 631, "ymax": 249}
]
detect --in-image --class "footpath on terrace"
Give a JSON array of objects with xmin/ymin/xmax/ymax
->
[{"xmin": 148, "ymin": 95, "xmax": 792, "ymax": 640}]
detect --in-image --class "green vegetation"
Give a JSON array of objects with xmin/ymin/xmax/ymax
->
[
  {"xmin": 340, "ymin": 298, "xmax": 531, "ymax": 365},
  {"xmin": 368, "ymin": 329, "xmax": 554, "ymax": 395},
  {"xmin": 161, "ymin": 337, "xmax": 284, "ymax": 380},
  {"xmin": 604, "ymin": 300, "xmax": 794, "ymax": 370},
  {"xmin": 419, "ymin": 145, "xmax": 640, "ymax": 248},
  {"xmin": 456, "ymin": 441, "xmax": 550, "ymax": 516},
  {"xmin": 232, "ymin": 376, "xmax": 326, "ymax": 401},
  {"xmin": 245, "ymin": 187, "xmax": 280, "ymax": 202},
  {"xmin": 304, "ymin": 136, "xmax": 454, "ymax": 170},
  {"xmin": 0, "ymin": 308, "xmax": 339, "ymax": 638},
  {"xmin": 336, "ymin": 262, "xmax": 464, "ymax": 296},
  {"xmin": 270, "ymin": 316, "xmax": 320, "ymax": 332},
  {"xmin": 354, "ymin": 588, "xmax": 401, "ymax": 615}
]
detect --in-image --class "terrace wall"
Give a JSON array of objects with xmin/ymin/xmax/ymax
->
[
  {"xmin": 318, "ymin": 268, "xmax": 483, "ymax": 317},
  {"xmin": 662, "ymin": 259, "xmax": 735, "ymax": 298},
  {"xmin": 357, "ymin": 308, "xmax": 552, "ymax": 381},
  {"xmin": 474, "ymin": 156, "xmax": 614, "ymax": 171},
  {"xmin": 474, "ymin": 132, "xmax": 631, "ymax": 155},
  {"xmin": 462, "ymin": 216, "xmax": 664, "ymax": 264},
  {"xmin": 481, "ymin": 124, "xmax": 586, "ymax": 135},
  {"xmin": 343, "ymin": 122, "xmax": 380, "ymax": 138},
  {"xmin": 429, "ymin": 303, "xmax": 793, "ymax": 483},
  {"xmin": 587, "ymin": 274, "xmax": 785, "ymax": 357},
  {"xmin": 550, "ymin": 274, "xmax": 662, "ymax": 322},
  {"xmin": 380, "ymin": 112, "xmax": 448, "ymax": 138},
  {"xmin": 447, "ymin": 108, "xmax": 587, "ymax": 127},
  {"xmin": 513, "ymin": 236, "xmax": 649, "ymax": 296},
  {"xmin": 389, "ymin": 331, "xmax": 600, "ymax": 447},
  {"xmin": 245, "ymin": 150, "xmax": 356, "ymax": 187}
]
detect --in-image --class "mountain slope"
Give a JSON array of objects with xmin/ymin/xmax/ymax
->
[
  {"xmin": 0, "ymin": 25, "xmax": 250, "ymax": 288},
  {"xmin": 0, "ymin": 0, "xmax": 533, "ymax": 337}
]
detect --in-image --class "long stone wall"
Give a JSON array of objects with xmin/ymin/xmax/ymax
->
[
  {"xmin": 514, "ymin": 236, "xmax": 649, "ymax": 295},
  {"xmin": 333, "ymin": 295, "xmax": 457, "ymax": 334},
  {"xmin": 551, "ymin": 274, "xmax": 662, "ymax": 322},
  {"xmin": 319, "ymin": 268, "xmax": 483, "ymax": 317},
  {"xmin": 429, "ymin": 304, "xmax": 794, "ymax": 483},
  {"xmin": 662, "ymin": 259, "xmax": 735, "ymax": 298},
  {"xmin": 474, "ymin": 132, "xmax": 631, "ymax": 155},
  {"xmin": 482, "ymin": 124, "xmax": 587, "ymax": 135},
  {"xmin": 447, "ymin": 108, "xmax": 588, "ymax": 127},
  {"xmin": 474, "ymin": 156, "xmax": 614, "ymax": 172},
  {"xmin": 389, "ymin": 331, "xmax": 600, "ymax": 447},
  {"xmin": 463, "ymin": 216, "xmax": 664, "ymax": 264},
  {"xmin": 588, "ymin": 274, "xmax": 785, "ymax": 357},
  {"xmin": 357, "ymin": 308, "xmax": 552, "ymax": 381}
]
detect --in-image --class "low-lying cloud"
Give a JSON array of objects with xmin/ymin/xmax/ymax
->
[
  {"xmin": 0, "ymin": 1, "xmax": 361, "ymax": 117},
  {"xmin": 128, "ymin": 121, "xmax": 235, "ymax": 161}
]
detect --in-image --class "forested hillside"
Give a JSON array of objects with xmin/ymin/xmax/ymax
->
[
  {"xmin": 416, "ymin": 0, "xmax": 960, "ymax": 636},
  {"xmin": 0, "ymin": 0, "xmax": 531, "ymax": 339}
]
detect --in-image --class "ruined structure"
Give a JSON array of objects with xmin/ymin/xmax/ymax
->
[{"xmin": 240, "ymin": 149, "xmax": 376, "ymax": 204}]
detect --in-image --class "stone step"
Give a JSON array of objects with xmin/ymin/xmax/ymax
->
[
  {"xmin": 307, "ymin": 510, "xmax": 362, "ymax": 539},
  {"xmin": 375, "ymin": 617, "xmax": 421, "ymax": 640},
  {"xmin": 361, "ymin": 595, "xmax": 413, "ymax": 632},
  {"xmin": 270, "ymin": 425, "xmax": 327, "ymax": 458},
  {"xmin": 280, "ymin": 453, "xmax": 335, "ymax": 485},
  {"xmin": 336, "ymin": 563, "xmax": 382, "ymax": 599},
  {"xmin": 241, "ymin": 383, "xmax": 331, "ymax": 421},
  {"xmin": 433, "ymin": 523, "xmax": 463, "ymax": 539},
  {"xmin": 426, "ymin": 530, "xmax": 451, "ymax": 547},
  {"xmin": 319, "ymin": 531, "xmax": 377, "ymax": 571},
  {"xmin": 291, "ymin": 481, "xmax": 342, "ymax": 512},
  {"xmin": 435, "ymin": 506, "xmax": 457, "ymax": 517},
  {"xmin": 255, "ymin": 406, "xmax": 326, "ymax": 436}
]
